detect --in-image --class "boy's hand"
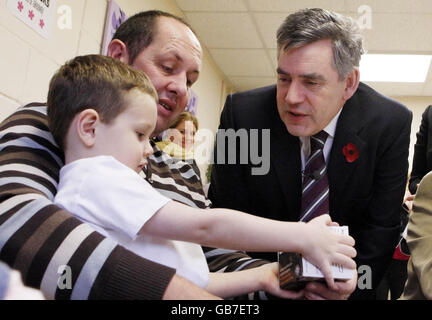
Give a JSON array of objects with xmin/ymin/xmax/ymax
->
[{"xmin": 302, "ymin": 215, "xmax": 356, "ymax": 290}]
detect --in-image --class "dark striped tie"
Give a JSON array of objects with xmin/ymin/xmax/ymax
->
[{"xmin": 300, "ymin": 130, "xmax": 329, "ymax": 222}]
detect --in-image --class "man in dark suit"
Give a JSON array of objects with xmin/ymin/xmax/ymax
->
[{"xmin": 209, "ymin": 8, "xmax": 412, "ymax": 300}]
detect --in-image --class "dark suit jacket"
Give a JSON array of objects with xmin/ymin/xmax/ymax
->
[
  {"xmin": 409, "ymin": 105, "xmax": 432, "ymax": 194},
  {"xmin": 209, "ymin": 83, "xmax": 412, "ymax": 299}
]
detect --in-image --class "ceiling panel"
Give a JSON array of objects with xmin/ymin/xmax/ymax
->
[
  {"xmin": 175, "ymin": 0, "xmax": 247, "ymax": 12},
  {"xmin": 209, "ymin": 49, "xmax": 274, "ymax": 77},
  {"xmin": 176, "ymin": 0, "xmax": 432, "ymax": 95},
  {"xmin": 247, "ymin": 0, "xmax": 347, "ymax": 13},
  {"xmin": 229, "ymin": 76, "xmax": 276, "ymax": 92},
  {"xmin": 253, "ymin": 13, "xmax": 287, "ymax": 49},
  {"xmin": 184, "ymin": 12, "xmax": 263, "ymax": 48},
  {"xmin": 362, "ymin": 13, "xmax": 432, "ymax": 52},
  {"xmin": 346, "ymin": 0, "xmax": 432, "ymax": 14},
  {"xmin": 365, "ymin": 82, "xmax": 425, "ymax": 96}
]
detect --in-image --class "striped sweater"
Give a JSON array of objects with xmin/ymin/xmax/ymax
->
[{"xmin": 0, "ymin": 103, "xmax": 268, "ymax": 300}]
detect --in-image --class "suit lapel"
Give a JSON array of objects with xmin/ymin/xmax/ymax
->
[
  {"xmin": 266, "ymin": 86, "xmax": 367, "ymax": 220},
  {"xmin": 328, "ymin": 94, "xmax": 366, "ymax": 213},
  {"xmin": 269, "ymin": 101, "xmax": 303, "ymax": 220}
]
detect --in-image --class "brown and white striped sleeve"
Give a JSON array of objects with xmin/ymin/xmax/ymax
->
[{"xmin": 0, "ymin": 103, "xmax": 175, "ymax": 300}]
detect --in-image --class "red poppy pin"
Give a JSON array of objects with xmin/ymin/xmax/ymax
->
[{"xmin": 342, "ymin": 143, "xmax": 359, "ymax": 163}]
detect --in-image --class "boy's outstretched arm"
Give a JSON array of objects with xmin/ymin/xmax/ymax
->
[{"xmin": 141, "ymin": 201, "xmax": 356, "ymax": 289}]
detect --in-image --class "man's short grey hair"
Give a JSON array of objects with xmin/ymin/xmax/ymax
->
[{"xmin": 277, "ymin": 8, "xmax": 364, "ymax": 80}]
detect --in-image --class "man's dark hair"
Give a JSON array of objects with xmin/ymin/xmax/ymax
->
[
  {"xmin": 277, "ymin": 8, "xmax": 364, "ymax": 80},
  {"xmin": 113, "ymin": 10, "xmax": 195, "ymax": 64}
]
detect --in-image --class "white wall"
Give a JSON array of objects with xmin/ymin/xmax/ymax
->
[{"xmin": 0, "ymin": 0, "xmax": 232, "ymax": 183}]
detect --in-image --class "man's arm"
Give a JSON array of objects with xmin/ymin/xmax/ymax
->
[
  {"xmin": 400, "ymin": 172, "xmax": 432, "ymax": 300},
  {"xmin": 409, "ymin": 105, "xmax": 432, "ymax": 194},
  {"xmin": 0, "ymin": 104, "xmax": 190, "ymax": 300},
  {"xmin": 349, "ymin": 108, "xmax": 412, "ymax": 299}
]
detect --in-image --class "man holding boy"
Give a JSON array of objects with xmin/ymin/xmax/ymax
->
[
  {"xmin": 46, "ymin": 54, "xmax": 355, "ymax": 298},
  {"xmin": 0, "ymin": 10, "xmax": 356, "ymax": 300},
  {"xmin": 0, "ymin": 10, "xmax": 215, "ymax": 300}
]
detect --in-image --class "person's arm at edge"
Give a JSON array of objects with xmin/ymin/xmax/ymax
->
[
  {"xmin": 409, "ymin": 105, "xmax": 431, "ymax": 194},
  {"xmin": 401, "ymin": 172, "xmax": 432, "ymax": 300}
]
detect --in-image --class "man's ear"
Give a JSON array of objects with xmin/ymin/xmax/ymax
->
[
  {"xmin": 107, "ymin": 39, "xmax": 130, "ymax": 64},
  {"xmin": 343, "ymin": 67, "xmax": 360, "ymax": 101},
  {"xmin": 76, "ymin": 109, "xmax": 100, "ymax": 147}
]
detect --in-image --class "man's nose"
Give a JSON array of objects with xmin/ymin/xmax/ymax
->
[
  {"xmin": 284, "ymin": 81, "xmax": 304, "ymax": 105},
  {"xmin": 167, "ymin": 73, "xmax": 188, "ymax": 99}
]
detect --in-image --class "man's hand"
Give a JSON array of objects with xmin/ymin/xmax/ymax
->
[
  {"xmin": 303, "ymin": 271, "xmax": 357, "ymax": 300},
  {"xmin": 259, "ymin": 262, "xmax": 305, "ymax": 300}
]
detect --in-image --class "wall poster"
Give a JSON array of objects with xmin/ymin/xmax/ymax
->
[
  {"xmin": 7, "ymin": 0, "xmax": 57, "ymax": 39},
  {"xmin": 101, "ymin": 0, "xmax": 127, "ymax": 55}
]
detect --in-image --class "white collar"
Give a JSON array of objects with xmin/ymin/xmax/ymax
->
[{"xmin": 299, "ymin": 108, "xmax": 343, "ymax": 143}]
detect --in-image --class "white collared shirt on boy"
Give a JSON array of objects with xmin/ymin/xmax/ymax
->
[{"xmin": 54, "ymin": 155, "xmax": 209, "ymax": 288}]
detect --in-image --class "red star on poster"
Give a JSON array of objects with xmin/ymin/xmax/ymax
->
[
  {"xmin": 28, "ymin": 10, "xmax": 34, "ymax": 20},
  {"xmin": 39, "ymin": 19, "xmax": 45, "ymax": 29},
  {"xmin": 18, "ymin": 1, "xmax": 23, "ymax": 12}
]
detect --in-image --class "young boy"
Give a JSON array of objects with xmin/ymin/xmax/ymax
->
[{"xmin": 47, "ymin": 55, "xmax": 356, "ymax": 298}]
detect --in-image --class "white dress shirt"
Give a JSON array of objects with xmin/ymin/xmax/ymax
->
[{"xmin": 299, "ymin": 109, "xmax": 343, "ymax": 171}]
